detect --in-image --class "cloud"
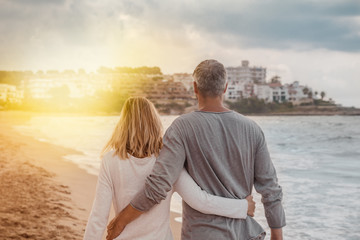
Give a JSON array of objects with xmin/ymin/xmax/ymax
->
[
  {"xmin": 11, "ymin": 0, "xmax": 66, "ymax": 4},
  {"xmin": 115, "ymin": 0, "xmax": 360, "ymax": 52},
  {"xmin": 0, "ymin": 0, "xmax": 128, "ymax": 69},
  {"xmin": 1, "ymin": 0, "xmax": 359, "ymax": 56},
  {"xmin": 0, "ymin": 0, "xmax": 359, "ymax": 107}
]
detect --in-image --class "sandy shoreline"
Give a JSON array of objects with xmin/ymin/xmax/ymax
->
[{"xmin": 0, "ymin": 111, "xmax": 182, "ymax": 239}]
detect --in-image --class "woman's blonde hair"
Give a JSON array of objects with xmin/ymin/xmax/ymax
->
[{"xmin": 102, "ymin": 97, "xmax": 163, "ymax": 159}]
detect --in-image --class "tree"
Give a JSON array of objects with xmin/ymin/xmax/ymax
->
[
  {"xmin": 303, "ymin": 87, "xmax": 309, "ymax": 95},
  {"xmin": 0, "ymin": 71, "xmax": 27, "ymax": 86},
  {"xmin": 226, "ymin": 97, "xmax": 294, "ymax": 114},
  {"xmin": 320, "ymin": 91, "xmax": 325, "ymax": 100},
  {"xmin": 270, "ymin": 75, "xmax": 281, "ymax": 84},
  {"xmin": 308, "ymin": 91, "xmax": 313, "ymax": 99},
  {"xmin": 97, "ymin": 66, "xmax": 114, "ymax": 74}
]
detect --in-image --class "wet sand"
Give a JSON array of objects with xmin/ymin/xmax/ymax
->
[{"xmin": 0, "ymin": 111, "xmax": 182, "ymax": 239}]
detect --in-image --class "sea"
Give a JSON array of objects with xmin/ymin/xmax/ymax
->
[{"xmin": 15, "ymin": 115, "xmax": 360, "ymax": 240}]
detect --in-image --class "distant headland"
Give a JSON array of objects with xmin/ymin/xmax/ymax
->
[{"xmin": 0, "ymin": 63, "xmax": 359, "ymax": 116}]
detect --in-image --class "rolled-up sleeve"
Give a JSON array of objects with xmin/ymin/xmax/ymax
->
[
  {"xmin": 254, "ymin": 129, "xmax": 286, "ymax": 228},
  {"xmin": 131, "ymin": 124, "xmax": 186, "ymax": 212}
]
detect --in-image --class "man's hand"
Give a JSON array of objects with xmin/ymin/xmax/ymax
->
[
  {"xmin": 270, "ymin": 228, "xmax": 283, "ymax": 240},
  {"xmin": 246, "ymin": 195, "xmax": 256, "ymax": 217},
  {"xmin": 106, "ymin": 204, "xmax": 143, "ymax": 240}
]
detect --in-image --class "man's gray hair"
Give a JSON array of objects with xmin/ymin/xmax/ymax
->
[{"xmin": 193, "ymin": 59, "xmax": 227, "ymax": 97}]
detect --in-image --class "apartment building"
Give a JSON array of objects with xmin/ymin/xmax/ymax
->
[
  {"xmin": 145, "ymin": 80, "xmax": 194, "ymax": 101},
  {"xmin": 254, "ymin": 84, "xmax": 273, "ymax": 103},
  {"xmin": 24, "ymin": 71, "xmax": 111, "ymax": 99},
  {"xmin": 225, "ymin": 60, "xmax": 266, "ymax": 100},
  {"xmin": 0, "ymin": 84, "xmax": 23, "ymax": 103}
]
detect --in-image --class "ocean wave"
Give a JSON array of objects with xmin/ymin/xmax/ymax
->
[{"xmin": 14, "ymin": 115, "xmax": 360, "ymax": 240}]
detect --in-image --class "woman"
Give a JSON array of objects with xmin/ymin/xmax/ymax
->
[{"xmin": 84, "ymin": 97, "xmax": 254, "ymax": 240}]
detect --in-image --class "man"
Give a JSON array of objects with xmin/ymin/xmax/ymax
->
[{"xmin": 107, "ymin": 60, "xmax": 286, "ymax": 240}]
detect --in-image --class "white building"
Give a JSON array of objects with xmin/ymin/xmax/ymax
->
[
  {"xmin": 284, "ymin": 81, "xmax": 310, "ymax": 105},
  {"xmin": 0, "ymin": 84, "xmax": 23, "ymax": 103},
  {"xmin": 268, "ymin": 81, "xmax": 310, "ymax": 104},
  {"xmin": 27, "ymin": 78, "xmax": 60, "ymax": 99},
  {"xmin": 226, "ymin": 61, "xmax": 252, "ymax": 84},
  {"xmin": 227, "ymin": 82, "xmax": 244, "ymax": 100},
  {"xmin": 173, "ymin": 73, "xmax": 193, "ymax": 91},
  {"xmin": 251, "ymin": 67, "xmax": 267, "ymax": 83},
  {"xmin": 25, "ymin": 72, "xmax": 111, "ymax": 99},
  {"xmin": 254, "ymin": 84, "xmax": 273, "ymax": 103},
  {"xmin": 225, "ymin": 60, "xmax": 266, "ymax": 101},
  {"xmin": 272, "ymin": 86, "xmax": 289, "ymax": 103}
]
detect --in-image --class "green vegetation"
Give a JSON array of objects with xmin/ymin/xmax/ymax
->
[
  {"xmin": 0, "ymin": 67, "xmax": 161, "ymax": 114},
  {"xmin": 313, "ymin": 99, "xmax": 335, "ymax": 106},
  {"xmin": 0, "ymin": 68, "xmax": 343, "ymax": 115},
  {"xmin": 320, "ymin": 91, "xmax": 325, "ymax": 100},
  {"xmin": 154, "ymin": 101, "xmax": 190, "ymax": 114},
  {"xmin": 227, "ymin": 97, "xmax": 339, "ymax": 115},
  {"xmin": 226, "ymin": 98, "xmax": 294, "ymax": 114},
  {"xmin": 0, "ymin": 71, "xmax": 32, "ymax": 86},
  {"xmin": 98, "ymin": 66, "xmax": 162, "ymax": 75}
]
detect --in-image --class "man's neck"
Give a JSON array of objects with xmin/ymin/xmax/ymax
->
[{"xmin": 197, "ymin": 94, "xmax": 230, "ymax": 112}]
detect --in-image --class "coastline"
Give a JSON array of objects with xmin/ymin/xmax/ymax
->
[
  {"xmin": 245, "ymin": 106, "xmax": 360, "ymax": 116},
  {"xmin": 0, "ymin": 111, "xmax": 182, "ymax": 240},
  {"xmin": 2, "ymin": 104, "xmax": 360, "ymax": 117}
]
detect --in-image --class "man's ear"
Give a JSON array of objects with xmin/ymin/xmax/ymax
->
[
  {"xmin": 223, "ymin": 82, "xmax": 228, "ymax": 93},
  {"xmin": 193, "ymin": 81, "xmax": 199, "ymax": 94}
]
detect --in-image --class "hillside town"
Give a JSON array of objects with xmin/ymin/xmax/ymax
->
[
  {"xmin": 0, "ymin": 61, "xmax": 336, "ymax": 114},
  {"xmin": 174, "ymin": 60, "xmax": 326, "ymax": 106}
]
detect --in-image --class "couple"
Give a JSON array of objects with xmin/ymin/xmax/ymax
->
[{"xmin": 84, "ymin": 60, "xmax": 286, "ymax": 240}]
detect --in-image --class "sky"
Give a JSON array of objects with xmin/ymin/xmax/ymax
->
[{"xmin": 0, "ymin": 0, "xmax": 359, "ymax": 107}]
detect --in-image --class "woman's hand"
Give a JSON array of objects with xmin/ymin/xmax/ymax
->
[{"xmin": 246, "ymin": 195, "xmax": 256, "ymax": 217}]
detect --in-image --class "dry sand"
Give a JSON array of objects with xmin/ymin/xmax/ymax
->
[{"xmin": 0, "ymin": 111, "xmax": 182, "ymax": 240}]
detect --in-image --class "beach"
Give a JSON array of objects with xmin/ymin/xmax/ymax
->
[
  {"xmin": 2, "ymin": 111, "xmax": 359, "ymax": 239},
  {"xmin": 0, "ymin": 111, "xmax": 182, "ymax": 240}
]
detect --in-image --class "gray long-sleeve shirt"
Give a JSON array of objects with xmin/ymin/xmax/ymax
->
[{"xmin": 131, "ymin": 111, "xmax": 286, "ymax": 240}]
